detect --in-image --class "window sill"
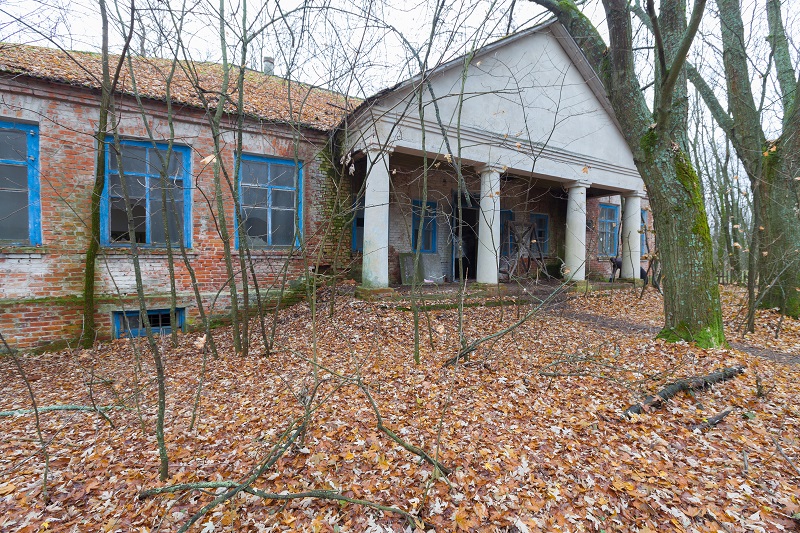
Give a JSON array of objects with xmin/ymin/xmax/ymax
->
[
  {"xmin": 0, "ymin": 245, "xmax": 48, "ymax": 258},
  {"xmin": 234, "ymin": 248, "xmax": 299, "ymax": 257},
  {"xmin": 101, "ymin": 247, "xmax": 197, "ymax": 258}
]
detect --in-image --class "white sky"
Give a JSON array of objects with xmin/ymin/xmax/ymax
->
[{"xmin": 0, "ymin": 0, "xmax": 561, "ymax": 95}]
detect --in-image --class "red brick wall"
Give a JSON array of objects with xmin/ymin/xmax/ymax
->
[{"xmin": 0, "ymin": 77, "xmax": 339, "ymax": 350}]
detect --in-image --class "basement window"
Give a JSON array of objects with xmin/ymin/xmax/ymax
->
[{"xmin": 114, "ymin": 308, "xmax": 184, "ymax": 338}]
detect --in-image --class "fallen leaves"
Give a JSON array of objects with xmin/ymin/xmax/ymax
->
[{"xmin": 0, "ymin": 285, "xmax": 798, "ymax": 531}]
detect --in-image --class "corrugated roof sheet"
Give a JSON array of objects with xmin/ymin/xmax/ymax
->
[{"xmin": 0, "ymin": 43, "xmax": 356, "ymax": 131}]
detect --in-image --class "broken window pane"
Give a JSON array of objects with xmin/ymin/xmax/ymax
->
[
  {"xmin": 271, "ymin": 164, "xmax": 295, "ymax": 187},
  {"xmin": 0, "ymin": 130, "xmax": 26, "ymax": 161},
  {"xmin": 0, "ymin": 163, "xmax": 27, "ymax": 190},
  {"xmin": 241, "ymin": 160, "xmax": 270, "ymax": 186},
  {"xmin": 270, "ymin": 208, "xmax": 295, "ymax": 246},
  {"xmin": 149, "ymin": 150, "xmax": 183, "ymax": 176},
  {"xmin": 150, "ymin": 181, "xmax": 184, "ymax": 245},
  {"xmin": 0, "ymin": 191, "xmax": 29, "ymax": 241},
  {"xmin": 110, "ymin": 197, "xmax": 147, "ymax": 243}
]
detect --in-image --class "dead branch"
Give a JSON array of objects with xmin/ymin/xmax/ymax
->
[
  {"xmin": 138, "ymin": 482, "xmax": 427, "ymax": 528},
  {"xmin": 690, "ymin": 408, "xmax": 733, "ymax": 430},
  {"xmin": 0, "ymin": 405, "xmax": 126, "ymax": 417},
  {"xmin": 167, "ymin": 418, "xmax": 304, "ymax": 533},
  {"xmin": 359, "ymin": 379, "xmax": 452, "ymax": 475},
  {"xmin": 771, "ymin": 436, "xmax": 800, "ymax": 477},
  {"xmin": 624, "ymin": 366, "xmax": 744, "ymax": 417}
]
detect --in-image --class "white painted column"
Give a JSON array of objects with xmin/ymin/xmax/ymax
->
[
  {"xmin": 362, "ymin": 144, "xmax": 393, "ymax": 288},
  {"xmin": 621, "ymin": 191, "xmax": 644, "ymax": 279},
  {"xmin": 564, "ymin": 180, "xmax": 590, "ymax": 281},
  {"xmin": 476, "ymin": 164, "xmax": 502, "ymax": 285}
]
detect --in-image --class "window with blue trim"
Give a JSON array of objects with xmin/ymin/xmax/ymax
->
[
  {"xmin": 0, "ymin": 121, "xmax": 41, "ymax": 245},
  {"xmin": 641, "ymin": 209, "xmax": 649, "ymax": 254},
  {"xmin": 103, "ymin": 141, "xmax": 191, "ymax": 247},
  {"xmin": 114, "ymin": 308, "xmax": 184, "ymax": 338},
  {"xmin": 500, "ymin": 210, "xmax": 514, "ymax": 257},
  {"xmin": 598, "ymin": 203, "xmax": 619, "ymax": 257},
  {"xmin": 352, "ymin": 198, "xmax": 364, "ymax": 252},
  {"xmin": 412, "ymin": 200, "xmax": 437, "ymax": 253},
  {"xmin": 530, "ymin": 213, "xmax": 549, "ymax": 256},
  {"xmin": 239, "ymin": 155, "xmax": 301, "ymax": 247}
]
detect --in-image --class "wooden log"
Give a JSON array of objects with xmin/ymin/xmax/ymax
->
[
  {"xmin": 690, "ymin": 408, "xmax": 733, "ymax": 430},
  {"xmin": 624, "ymin": 366, "xmax": 744, "ymax": 417}
]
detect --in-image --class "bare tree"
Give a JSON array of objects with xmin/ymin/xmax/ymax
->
[{"xmin": 527, "ymin": 0, "xmax": 725, "ymax": 346}]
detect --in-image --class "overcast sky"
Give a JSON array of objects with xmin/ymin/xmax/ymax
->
[{"xmin": 0, "ymin": 0, "xmax": 568, "ymax": 95}]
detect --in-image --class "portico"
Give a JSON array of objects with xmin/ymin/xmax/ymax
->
[{"xmin": 342, "ymin": 19, "xmax": 648, "ymax": 288}]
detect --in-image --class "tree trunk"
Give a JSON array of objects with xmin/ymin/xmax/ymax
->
[
  {"xmin": 759, "ymin": 117, "xmax": 800, "ymax": 316},
  {"xmin": 531, "ymin": 0, "xmax": 725, "ymax": 347},
  {"xmin": 641, "ymin": 135, "xmax": 725, "ymax": 346}
]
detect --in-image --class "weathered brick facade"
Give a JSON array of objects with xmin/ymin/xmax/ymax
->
[{"xmin": 0, "ymin": 76, "xmax": 344, "ymax": 350}]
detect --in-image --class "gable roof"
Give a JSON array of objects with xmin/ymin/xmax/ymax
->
[
  {"xmin": 346, "ymin": 19, "xmax": 623, "ymax": 133},
  {"xmin": 0, "ymin": 43, "xmax": 356, "ymax": 131}
]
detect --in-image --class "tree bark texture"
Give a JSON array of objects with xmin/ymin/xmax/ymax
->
[{"xmin": 531, "ymin": 0, "xmax": 725, "ymax": 346}]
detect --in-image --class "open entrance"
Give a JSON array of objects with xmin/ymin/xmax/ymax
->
[{"xmin": 451, "ymin": 192, "xmax": 479, "ymax": 281}]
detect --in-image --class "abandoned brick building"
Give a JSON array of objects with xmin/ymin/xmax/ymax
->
[{"xmin": 0, "ymin": 20, "xmax": 652, "ymax": 350}]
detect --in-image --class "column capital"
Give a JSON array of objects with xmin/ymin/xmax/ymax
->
[
  {"xmin": 475, "ymin": 163, "xmax": 505, "ymax": 175},
  {"xmin": 566, "ymin": 179, "xmax": 591, "ymax": 189},
  {"xmin": 363, "ymin": 142, "xmax": 394, "ymax": 155},
  {"xmin": 623, "ymin": 190, "xmax": 647, "ymax": 199}
]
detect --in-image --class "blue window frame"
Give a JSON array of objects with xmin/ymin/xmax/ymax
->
[
  {"xmin": 0, "ymin": 121, "xmax": 41, "ymax": 245},
  {"xmin": 114, "ymin": 308, "xmax": 184, "ymax": 338},
  {"xmin": 238, "ymin": 154, "xmax": 302, "ymax": 248},
  {"xmin": 530, "ymin": 213, "xmax": 549, "ymax": 256},
  {"xmin": 101, "ymin": 140, "xmax": 192, "ymax": 247},
  {"xmin": 412, "ymin": 200, "xmax": 437, "ymax": 253},
  {"xmin": 598, "ymin": 203, "xmax": 619, "ymax": 257},
  {"xmin": 500, "ymin": 210, "xmax": 514, "ymax": 257},
  {"xmin": 352, "ymin": 198, "xmax": 365, "ymax": 252},
  {"xmin": 641, "ymin": 209, "xmax": 649, "ymax": 254}
]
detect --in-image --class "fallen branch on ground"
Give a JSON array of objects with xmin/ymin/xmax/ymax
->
[
  {"xmin": 138, "ymin": 482, "xmax": 426, "ymax": 528},
  {"xmin": 690, "ymin": 408, "xmax": 733, "ymax": 431},
  {"xmin": 359, "ymin": 379, "xmax": 452, "ymax": 476},
  {"xmin": 771, "ymin": 436, "xmax": 800, "ymax": 477},
  {"xmin": 624, "ymin": 366, "xmax": 744, "ymax": 417},
  {"xmin": 0, "ymin": 404, "xmax": 125, "ymax": 417}
]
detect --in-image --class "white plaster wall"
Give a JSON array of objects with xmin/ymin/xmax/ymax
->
[{"xmin": 350, "ymin": 25, "xmax": 643, "ymax": 193}]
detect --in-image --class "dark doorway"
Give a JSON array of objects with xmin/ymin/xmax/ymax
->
[{"xmin": 452, "ymin": 193, "xmax": 479, "ymax": 281}]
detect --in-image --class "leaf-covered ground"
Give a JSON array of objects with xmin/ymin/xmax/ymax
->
[{"xmin": 1, "ymin": 285, "xmax": 798, "ymax": 532}]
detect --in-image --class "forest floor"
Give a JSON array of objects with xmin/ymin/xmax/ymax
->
[{"xmin": 1, "ymin": 284, "xmax": 799, "ymax": 532}]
